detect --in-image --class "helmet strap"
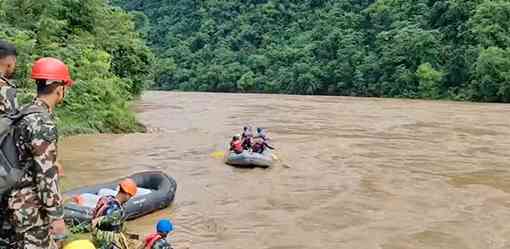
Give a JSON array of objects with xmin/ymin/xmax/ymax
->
[{"xmin": 61, "ymin": 85, "xmax": 66, "ymax": 99}]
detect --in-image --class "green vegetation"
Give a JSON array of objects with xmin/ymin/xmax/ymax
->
[
  {"xmin": 114, "ymin": 0, "xmax": 510, "ymax": 102},
  {"xmin": 0, "ymin": 0, "xmax": 154, "ymax": 134},
  {"xmin": 3, "ymin": 0, "xmax": 509, "ymax": 135}
]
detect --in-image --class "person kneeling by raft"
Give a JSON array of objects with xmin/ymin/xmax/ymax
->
[
  {"xmin": 230, "ymin": 134, "xmax": 243, "ymax": 154},
  {"xmin": 141, "ymin": 219, "xmax": 174, "ymax": 249},
  {"xmin": 91, "ymin": 178, "xmax": 138, "ymax": 249}
]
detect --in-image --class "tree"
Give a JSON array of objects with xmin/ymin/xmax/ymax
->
[
  {"xmin": 469, "ymin": 47, "xmax": 510, "ymax": 102},
  {"xmin": 109, "ymin": 0, "xmax": 510, "ymax": 102},
  {"xmin": 470, "ymin": 0, "xmax": 510, "ymax": 49},
  {"xmin": 417, "ymin": 63, "xmax": 444, "ymax": 99},
  {"xmin": 237, "ymin": 71, "xmax": 256, "ymax": 92},
  {"xmin": 0, "ymin": 0, "xmax": 153, "ymax": 134}
]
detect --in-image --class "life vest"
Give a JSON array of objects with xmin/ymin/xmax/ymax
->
[
  {"xmin": 231, "ymin": 140, "xmax": 243, "ymax": 153},
  {"xmin": 252, "ymin": 142, "xmax": 263, "ymax": 153},
  {"xmin": 242, "ymin": 137, "xmax": 252, "ymax": 149},
  {"xmin": 144, "ymin": 233, "xmax": 163, "ymax": 249},
  {"xmin": 92, "ymin": 195, "xmax": 121, "ymax": 219},
  {"xmin": 254, "ymin": 136, "xmax": 270, "ymax": 153}
]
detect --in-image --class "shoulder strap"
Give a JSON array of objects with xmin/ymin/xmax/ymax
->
[
  {"xmin": 19, "ymin": 105, "xmax": 45, "ymax": 116},
  {"xmin": 0, "ymin": 76, "xmax": 15, "ymax": 88},
  {"xmin": 92, "ymin": 196, "xmax": 110, "ymax": 218},
  {"xmin": 8, "ymin": 105, "xmax": 46, "ymax": 124},
  {"xmin": 93, "ymin": 195, "xmax": 121, "ymax": 218}
]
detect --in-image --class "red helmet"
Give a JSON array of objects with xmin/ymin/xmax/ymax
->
[{"xmin": 31, "ymin": 57, "xmax": 74, "ymax": 86}]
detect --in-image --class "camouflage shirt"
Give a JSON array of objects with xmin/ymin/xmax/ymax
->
[
  {"xmin": 94, "ymin": 195, "xmax": 125, "ymax": 230},
  {"xmin": 92, "ymin": 196, "xmax": 128, "ymax": 249},
  {"xmin": 151, "ymin": 238, "xmax": 172, "ymax": 249},
  {"xmin": 0, "ymin": 76, "xmax": 18, "ymax": 115},
  {"xmin": 8, "ymin": 99, "xmax": 62, "ymax": 231}
]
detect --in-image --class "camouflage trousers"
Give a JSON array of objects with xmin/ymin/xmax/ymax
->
[
  {"xmin": 14, "ymin": 223, "xmax": 58, "ymax": 249},
  {"xmin": 8, "ymin": 206, "xmax": 57, "ymax": 249},
  {"xmin": 0, "ymin": 218, "xmax": 56, "ymax": 249},
  {"xmin": 0, "ymin": 203, "xmax": 14, "ymax": 249},
  {"xmin": 0, "ymin": 216, "xmax": 15, "ymax": 249},
  {"xmin": 92, "ymin": 228, "xmax": 129, "ymax": 249}
]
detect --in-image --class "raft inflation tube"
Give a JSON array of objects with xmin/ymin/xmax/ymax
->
[
  {"xmin": 63, "ymin": 171, "xmax": 177, "ymax": 225},
  {"xmin": 225, "ymin": 150, "xmax": 273, "ymax": 168}
]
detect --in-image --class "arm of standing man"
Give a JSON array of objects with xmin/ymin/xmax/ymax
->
[{"xmin": 29, "ymin": 119, "xmax": 65, "ymax": 237}]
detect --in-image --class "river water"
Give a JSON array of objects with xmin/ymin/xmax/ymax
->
[{"xmin": 60, "ymin": 91, "xmax": 510, "ymax": 249}]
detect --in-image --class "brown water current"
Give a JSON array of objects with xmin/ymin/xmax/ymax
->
[{"xmin": 60, "ymin": 91, "xmax": 510, "ymax": 249}]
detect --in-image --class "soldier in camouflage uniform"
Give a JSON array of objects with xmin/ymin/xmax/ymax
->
[
  {"xmin": 141, "ymin": 219, "xmax": 174, "ymax": 249},
  {"xmin": 0, "ymin": 39, "xmax": 18, "ymax": 249},
  {"xmin": 7, "ymin": 57, "xmax": 74, "ymax": 249},
  {"xmin": 91, "ymin": 179, "xmax": 137, "ymax": 249},
  {"xmin": 0, "ymin": 40, "xmax": 18, "ymax": 115},
  {"xmin": 0, "ymin": 77, "xmax": 18, "ymax": 114}
]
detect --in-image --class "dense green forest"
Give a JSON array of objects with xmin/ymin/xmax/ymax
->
[
  {"xmin": 113, "ymin": 0, "xmax": 510, "ymax": 102},
  {"xmin": 1, "ymin": 0, "xmax": 509, "ymax": 137},
  {"xmin": 0, "ymin": 0, "xmax": 154, "ymax": 134}
]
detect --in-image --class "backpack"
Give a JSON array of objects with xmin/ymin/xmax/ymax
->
[
  {"xmin": 92, "ymin": 195, "xmax": 121, "ymax": 219},
  {"xmin": 0, "ymin": 105, "xmax": 44, "ymax": 201}
]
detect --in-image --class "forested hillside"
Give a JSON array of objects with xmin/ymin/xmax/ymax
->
[{"xmin": 114, "ymin": 0, "xmax": 510, "ymax": 102}]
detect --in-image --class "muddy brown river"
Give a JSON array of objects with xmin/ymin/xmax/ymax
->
[{"xmin": 60, "ymin": 91, "xmax": 510, "ymax": 249}]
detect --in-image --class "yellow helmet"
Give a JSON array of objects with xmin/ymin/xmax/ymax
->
[{"xmin": 64, "ymin": 240, "xmax": 96, "ymax": 249}]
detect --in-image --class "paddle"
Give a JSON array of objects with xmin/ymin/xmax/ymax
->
[
  {"xmin": 210, "ymin": 150, "xmax": 226, "ymax": 159},
  {"xmin": 271, "ymin": 150, "xmax": 291, "ymax": 168}
]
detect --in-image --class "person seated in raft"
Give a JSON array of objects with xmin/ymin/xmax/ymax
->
[
  {"xmin": 230, "ymin": 134, "xmax": 244, "ymax": 154},
  {"xmin": 91, "ymin": 178, "xmax": 138, "ymax": 249},
  {"xmin": 241, "ymin": 126, "xmax": 253, "ymax": 150},
  {"xmin": 141, "ymin": 219, "xmax": 174, "ymax": 249},
  {"xmin": 256, "ymin": 127, "xmax": 269, "ymax": 141},
  {"xmin": 241, "ymin": 126, "xmax": 252, "ymax": 139},
  {"xmin": 251, "ymin": 135, "xmax": 275, "ymax": 153}
]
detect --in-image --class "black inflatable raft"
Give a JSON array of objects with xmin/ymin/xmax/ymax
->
[
  {"xmin": 63, "ymin": 171, "xmax": 176, "ymax": 225},
  {"xmin": 225, "ymin": 150, "xmax": 273, "ymax": 168}
]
